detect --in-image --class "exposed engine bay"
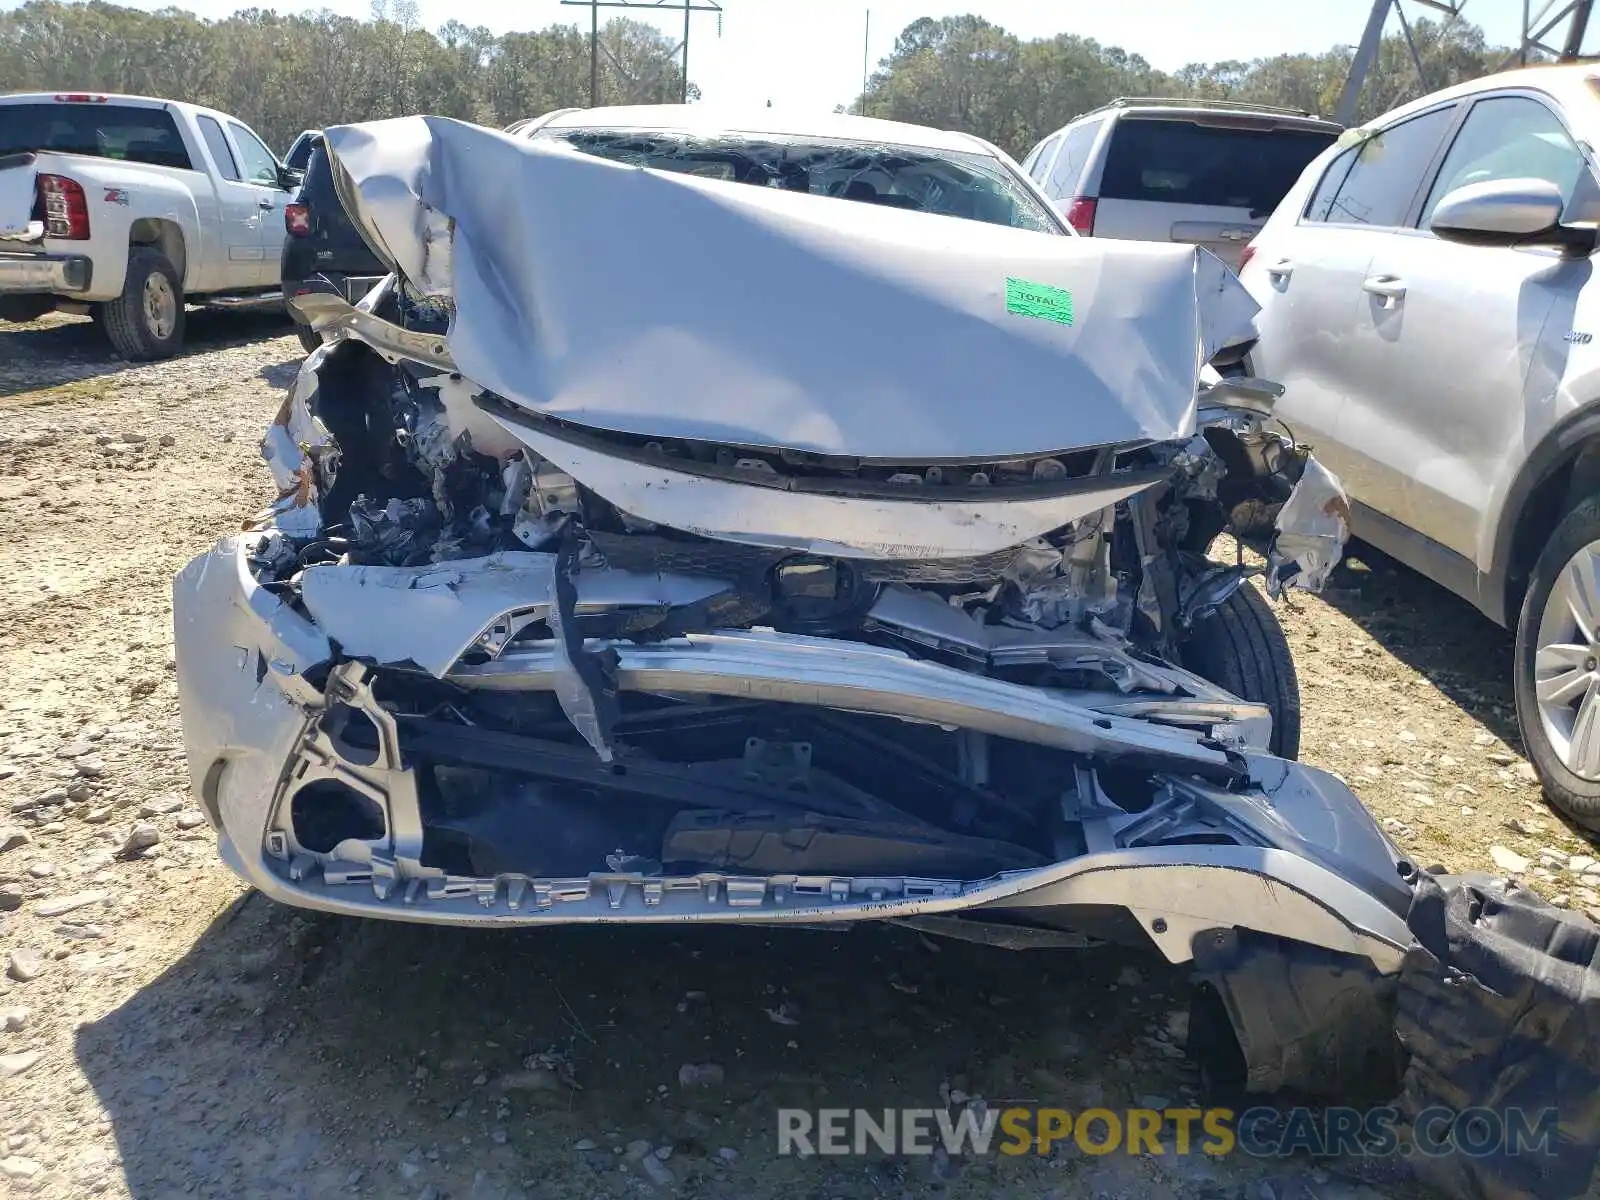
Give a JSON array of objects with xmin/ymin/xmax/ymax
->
[
  {"xmin": 242, "ymin": 287, "xmax": 1352, "ymax": 871},
  {"xmin": 173, "ymin": 114, "xmax": 1413, "ymax": 1097}
]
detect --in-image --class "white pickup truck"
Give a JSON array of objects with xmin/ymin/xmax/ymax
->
[{"xmin": 0, "ymin": 92, "xmax": 296, "ymax": 360}]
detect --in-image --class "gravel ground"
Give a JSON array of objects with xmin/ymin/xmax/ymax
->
[{"xmin": 0, "ymin": 311, "xmax": 1588, "ymax": 1200}]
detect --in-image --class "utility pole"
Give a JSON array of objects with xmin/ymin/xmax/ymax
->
[
  {"xmin": 860, "ymin": 9, "xmax": 870, "ymax": 116},
  {"xmin": 561, "ymin": 0, "xmax": 723, "ymax": 106}
]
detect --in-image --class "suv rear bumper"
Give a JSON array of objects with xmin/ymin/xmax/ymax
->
[
  {"xmin": 0, "ymin": 249, "xmax": 91, "ymax": 295},
  {"xmin": 284, "ymin": 271, "xmax": 387, "ymax": 316}
]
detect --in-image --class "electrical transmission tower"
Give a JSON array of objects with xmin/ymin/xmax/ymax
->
[
  {"xmin": 1338, "ymin": 0, "xmax": 1597, "ymax": 123},
  {"xmin": 561, "ymin": 0, "xmax": 724, "ymax": 107}
]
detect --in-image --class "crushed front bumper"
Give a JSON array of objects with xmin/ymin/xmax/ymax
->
[{"xmin": 175, "ymin": 535, "xmax": 1415, "ymax": 975}]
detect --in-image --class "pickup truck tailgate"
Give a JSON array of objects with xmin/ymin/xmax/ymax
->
[{"xmin": 0, "ymin": 153, "xmax": 38, "ymax": 239}]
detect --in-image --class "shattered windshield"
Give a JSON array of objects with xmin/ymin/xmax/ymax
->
[{"xmin": 540, "ymin": 128, "xmax": 1062, "ymax": 234}]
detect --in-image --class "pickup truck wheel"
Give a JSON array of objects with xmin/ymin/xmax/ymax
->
[
  {"xmin": 1514, "ymin": 497, "xmax": 1600, "ymax": 831},
  {"xmin": 102, "ymin": 248, "xmax": 184, "ymax": 361},
  {"xmin": 1180, "ymin": 580, "xmax": 1302, "ymax": 760}
]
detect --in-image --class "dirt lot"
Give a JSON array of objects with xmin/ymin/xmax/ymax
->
[{"xmin": 0, "ymin": 312, "xmax": 1591, "ymax": 1200}]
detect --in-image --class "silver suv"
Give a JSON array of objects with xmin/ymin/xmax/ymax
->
[
  {"xmin": 1241, "ymin": 65, "xmax": 1600, "ymax": 831},
  {"xmin": 1021, "ymin": 98, "xmax": 1342, "ymax": 266}
]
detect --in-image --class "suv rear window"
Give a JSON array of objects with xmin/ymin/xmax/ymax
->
[
  {"xmin": 285, "ymin": 134, "xmax": 319, "ymax": 172},
  {"xmin": 1098, "ymin": 118, "xmax": 1336, "ymax": 213},
  {"xmin": 299, "ymin": 144, "xmax": 335, "ymax": 202},
  {"xmin": 0, "ymin": 103, "xmax": 193, "ymax": 170}
]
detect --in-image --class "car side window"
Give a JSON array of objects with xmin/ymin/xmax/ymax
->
[
  {"xmin": 228, "ymin": 121, "xmax": 281, "ymax": 187},
  {"xmin": 1304, "ymin": 148, "xmax": 1356, "ymax": 221},
  {"xmin": 197, "ymin": 115, "xmax": 239, "ymax": 182},
  {"xmin": 1419, "ymin": 95, "xmax": 1588, "ymax": 226},
  {"xmin": 1028, "ymin": 134, "xmax": 1062, "ymax": 185},
  {"xmin": 1315, "ymin": 106, "xmax": 1454, "ymax": 227},
  {"xmin": 1047, "ymin": 121, "xmax": 1100, "ymax": 200},
  {"xmin": 1019, "ymin": 138, "xmax": 1046, "ymax": 177}
]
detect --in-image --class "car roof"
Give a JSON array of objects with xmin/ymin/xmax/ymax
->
[
  {"xmin": 1064, "ymin": 97, "xmax": 1341, "ymax": 133},
  {"xmin": 535, "ymin": 104, "xmax": 1004, "ymax": 156},
  {"xmin": 0, "ymin": 91, "xmax": 247, "ymax": 128},
  {"xmin": 3, "ymin": 90, "xmax": 193, "ymax": 111},
  {"xmin": 1356, "ymin": 62, "xmax": 1600, "ymax": 128}
]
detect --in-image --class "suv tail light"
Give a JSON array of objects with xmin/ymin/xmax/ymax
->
[
  {"xmin": 1238, "ymin": 241, "xmax": 1258, "ymax": 273},
  {"xmin": 38, "ymin": 174, "xmax": 89, "ymax": 240},
  {"xmin": 285, "ymin": 203, "xmax": 311, "ymax": 237},
  {"xmin": 1064, "ymin": 197, "xmax": 1097, "ymax": 236}
]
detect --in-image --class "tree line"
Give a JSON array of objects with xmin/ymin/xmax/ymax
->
[
  {"xmin": 860, "ymin": 13, "xmax": 1512, "ymax": 156},
  {"xmin": 0, "ymin": 0, "xmax": 695, "ymax": 150},
  {"xmin": 0, "ymin": 0, "xmax": 1518, "ymax": 156}
]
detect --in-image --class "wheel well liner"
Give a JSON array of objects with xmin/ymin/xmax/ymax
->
[
  {"xmin": 1494, "ymin": 408, "xmax": 1600, "ymax": 626},
  {"xmin": 128, "ymin": 217, "xmax": 186, "ymax": 286}
]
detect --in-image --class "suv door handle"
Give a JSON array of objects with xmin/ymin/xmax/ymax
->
[
  {"xmin": 258, "ymin": 199, "xmax": 275, "ymax": 210},
  {"xmin": 1266, "ymin": 259, "xmax": 1293, "ymax": 281},
  {"xmin": 1362, "ymin": 275, "xmax": 1406, "ymax": 306}
]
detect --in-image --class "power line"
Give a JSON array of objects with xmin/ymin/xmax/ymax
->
[{"xmin": 1338, "ymin": 0, "xmax": 1597, "ymax": 125}]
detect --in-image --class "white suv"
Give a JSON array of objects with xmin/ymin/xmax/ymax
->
[
  {"xmin": 1020, "ymin": 98, "xmax": 1341, "ymax": 267},
  {"xmin": 1241, "ymin": 64, "xmax": 1600, "ymax": 830}
]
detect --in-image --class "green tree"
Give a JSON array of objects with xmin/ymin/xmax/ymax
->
[
  {"xmin": 858, "ymin": 12, "xmax": 1518, "ymax": 157},
  {"xmin": 0, "ymin": 2, "xmax": 1522, "ymax": 156},
  {"xmin": 0, "ymin": 0, "xmax": 695, "ymax": 149}
]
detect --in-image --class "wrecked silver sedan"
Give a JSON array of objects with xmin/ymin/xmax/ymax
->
[{"xmin": 174, "ymin": 110, "xmax": 1414, "ymax": 1093}]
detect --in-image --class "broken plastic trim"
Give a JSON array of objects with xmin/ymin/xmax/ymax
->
[
  {"xmin": 472, "ymin": 392, "xmax": 1169, "ymax": 499},
  {"xmin": 289, "ymin": 288, "xmax": 451, "ymax": 369},
  {"xmin": 547, "ymin": 526, "xmax": 621, "ymax": 763}
]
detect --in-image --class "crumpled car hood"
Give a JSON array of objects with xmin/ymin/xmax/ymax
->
[{"xmin": 321, "ymin": 115, "xmax": 1259, "ymax": 462}]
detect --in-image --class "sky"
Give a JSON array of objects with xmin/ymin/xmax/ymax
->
[{"xmin": 0, "ymin": 0, "xmax": 1547, "ymax": 110}]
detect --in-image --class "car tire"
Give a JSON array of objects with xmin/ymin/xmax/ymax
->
[
  {"xmin": 1513, "ymin": 497, "xmax": 1600, "ymax": 831},
  {"xmin": 102, "ymin": 247, "xmax": 184, "ymax": 361},
  {"xmin": 1181, "ymin": 580, "xmax": 1302, "ymax": 760},
  {"xmin": 296, "ymin": 325, "xmax": 323, "ymax": 355}
]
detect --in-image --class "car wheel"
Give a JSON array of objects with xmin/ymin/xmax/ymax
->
[
  {"xmin": 1181, "ymin": 580, "xmax": 1302, "ymax": 759},
  {"xmin": 1514, "ymin": 497, "xmax": 1600, "ymax": 831},
  {"xmin": 102, "ymin": 247, "xmax": 185, "ymax": 361},
  {"xmin": 296, "ymin": 325, "xmax": 323, "ymax": 355}
]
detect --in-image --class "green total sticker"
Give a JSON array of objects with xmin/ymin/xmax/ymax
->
[{"xmin": 1006, "ymin": 277, "xmax": 1074, "ymax": 326}]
